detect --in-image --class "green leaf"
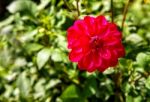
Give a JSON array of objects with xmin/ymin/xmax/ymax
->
[
  {"xmin": 57, "ymin": 34, "xmax": 67, "ymax": 50},
  {"xmin": 83, "ymin": 77, "xmax": 98, "ymax": 97},
  {"xmin": 25, "ymin": 43, "xmax": 43, "ymax": 53},
  {"xmin": 145, "ymin": 76, "xmax": 150, "ymax": 89},
  {"xmin": 136, "ymin": 53, "xmax": 147, "ymax": 67},
  {"xmin": 91, "ymin": 2, "xmax": 101, "ymax": 11},
  {"xmin": 46, "ymin": 79, "xmax": 61, "ymax": 89},
  {"xmin": 103, "ymin": 67, "xmax": 115, "ymax": 74},
  {"xmin": 7, "ymin": 0, "xmax": 37, "ymax": 16},
  {"xmin": 51, "ymin": 49, "xmax": 63, "ymax": 62},
  {"xmin": 0, "ymin": 16, "xmax": 14, "ymax": 28},
  {"xmin": 37, "ymin": 48, "xmax": 51, "ymax": 69},
  {"xmin": 126, "ymin": 34, "xmax": 143, "ymax": 44},
  {"xmin": 19, "ymin": 30, "xmax": 38, "ymax": 42},
  {"xmin": 17, "ymin": 72, "xmax": 31, "ymax": 97},
  {"xmin": 37, "ymin": 0, "xmax": 51, "ymax": 10},
  {"xmin": 61, "ymin": 98, "xmax": 87, "ymax": 102},
  {"xmin": 34, "ymin": 78, "xmax": 46, "ymax": 99},
  {"xmin": 122, "ymin": 82, "xmax": 131, "ymax": 94},
  {"xmin": 0, "ymin": 25, "xmax": 13, "ymax": 35},
  {"xmin": 126, "ymin": 96, "xmax": 142, "ymax": 102},
  {"xmin": 61, "ymin": 84, "xmax": 80, "ymax": 99}
]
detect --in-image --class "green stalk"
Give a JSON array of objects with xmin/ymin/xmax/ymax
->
[
  {"xmin": 76, "ymin": 0, "xmax": 80, "ymax": 18},
  {"xmin": 111, "ymin": 0, "xmax": 114, "ymax": 23},
  {"xmin": 122, "ymin": 0, "xmax": 130, "ymax": 31}
]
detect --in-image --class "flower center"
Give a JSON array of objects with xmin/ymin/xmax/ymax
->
[{"xmin": 90, "ymin": 36, "xmax": 103, "ymax": 50}]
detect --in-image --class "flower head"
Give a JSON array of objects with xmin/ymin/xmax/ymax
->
[{"xmin": 67, "ymin": 15, "xmax": 125, "ymax": 72}]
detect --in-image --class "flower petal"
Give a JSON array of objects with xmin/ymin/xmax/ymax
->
[
  {"xmin": 96, "ymin": 15, "xmax": 107, "ymax": 25},
  {"xmin": 84, "ymin": 16, "xmax": 96, "ymax": 36},
  {"xmin": 67, "ymin": 15, "xmax": 125, "ymax": 73},
  {"xmin": 74, "ymin": 20, "xmax": 89, "ymax": 35},
  {"xmin": 67, "ymin": 26, "xmax": 80, "ymax": 48},
  {"xmin": 103, "ymin": 36, "xmax": 121, "ymax": 47},
  {"xmin": 69, "ymin": 48, "xmax": 83, "ymax": 62},
  {"xmin": 100, "ymin": 49, "xmax": 111, "ymax": 60},
  {"xmin": 78, "ymin": 52, "xmax": 96, "ymax": 72}
]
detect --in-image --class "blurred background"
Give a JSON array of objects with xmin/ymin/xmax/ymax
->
[{"xmin": 0, "ymin": 0, "xmax": 150, "ymax": 102}]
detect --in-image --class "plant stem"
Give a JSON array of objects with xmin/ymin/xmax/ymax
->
[
  {"xmin": 122, "ymin": 0, "xmax": 130, "ymax": 31},
  {"xmin": 114, "ymin": 70, "xmax": 124, "ymax": 102},
  {"xmin": 111, "ymin": 0, "xmax": 114, "ymax": 23},
  {"xmin": 76, "ymin": 0, "xmax": 80, "ymax": 18}
]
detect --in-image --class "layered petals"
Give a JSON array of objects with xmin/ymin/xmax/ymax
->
[{"xmin": 67, "ymin": 15, "xmax": 125, "ymax": 72}]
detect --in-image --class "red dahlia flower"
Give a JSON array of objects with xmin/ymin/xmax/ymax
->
[{"xmin": 67, "ymin": 15, "xmax": 125, "ymax": 72}]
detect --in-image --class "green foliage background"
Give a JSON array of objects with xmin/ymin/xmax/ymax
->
[{"xmin": 0, "ymin": 0, "xmax": 150, "ymax": 102}]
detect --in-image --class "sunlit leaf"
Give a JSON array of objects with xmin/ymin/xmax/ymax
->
[
  {"xmin": 17, "ymin": 72, "xmax": 31, "ymax": 97},
  {"xmin": 51, "ymin": 49, "xmax": 63, "ymax": 62},
  {"xmin": 7, "ymin": 0, "xmax": 37, "ymax": 16},
  {"xmin": 61, "ymin": 84, "xmax": 80, "ymax": 99},
  {"xmin": 37, "ymin": 48, "xmax": 51, "ymax": 69}
]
